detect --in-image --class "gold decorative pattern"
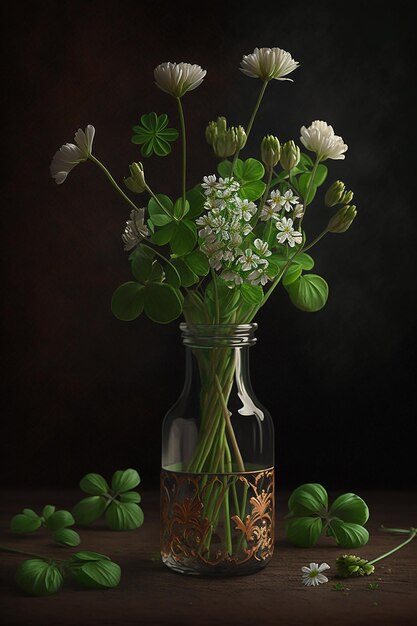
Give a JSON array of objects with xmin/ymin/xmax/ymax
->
[{"xmin": 160, "ymin": 468, "xmax": 274, "ymax": 572}]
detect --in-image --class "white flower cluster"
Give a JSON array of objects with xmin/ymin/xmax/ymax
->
[
  {"xmin": 197, "ymin": 175, "xmax": 271, "ymax": 286},
  {"xmin": 260, "ymin": 188, "xmax": 303, "ymax": 247}
]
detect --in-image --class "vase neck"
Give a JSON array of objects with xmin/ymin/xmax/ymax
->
[{"xmin": 180, "ymin": 323, "xmax": 257, "ymax": 348}]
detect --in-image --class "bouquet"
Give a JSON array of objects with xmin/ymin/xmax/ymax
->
[{"xmin": 51, "ymin": 47, "xmax": 357, "ymax": 574}]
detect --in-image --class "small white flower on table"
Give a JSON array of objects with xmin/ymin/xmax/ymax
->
[{"xmin": 301, "ymin": 562, "xmax": 330, "ymax": 587}]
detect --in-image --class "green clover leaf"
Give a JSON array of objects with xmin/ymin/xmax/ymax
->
[
  {"xmin": 10, "ymin": 505, "xmax": 78, "ymax": 548},
  {"xmin": 72, "ymin": 470, "xmax": 144, "ymax": 531},
  {"xmin": 15, "ymin": 560, "xmax": 64, "ymax": 596},
  {"xmin": 286, "ymin": 483, "xmax": 370, "ymax": 548},
  {"xmin": 132, "ymin": 112, "xmax": 179, "ymax": 157}
]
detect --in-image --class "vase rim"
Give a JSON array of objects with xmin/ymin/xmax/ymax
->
[{"xmin": 180, "ymin": 322, "xmax": 257, "ymax": 347}]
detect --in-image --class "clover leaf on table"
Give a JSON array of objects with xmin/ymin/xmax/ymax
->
[
  {"xmin": 72, "ymin": 469, "xmax": 144, "ymax": 531},
  {"xmin": 285, "ymin": 483, "xmax": 370, "ymax": 549},
  {"xmin": 10, "ymin": 505, "xmax": 80, "ymax": 547},
  {"xmin": 131, "ymin": 112, "xmax": 179, "ymax": 157}
]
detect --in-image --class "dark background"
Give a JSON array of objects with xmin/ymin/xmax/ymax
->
[{"xmin": 1, "ymin": 0, "xmax": 415, "ymax": 492}]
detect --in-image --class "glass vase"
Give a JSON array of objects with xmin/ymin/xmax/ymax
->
[{"xmin": 161, "ymin": 323, "xmax": 274, "ymax": 576}]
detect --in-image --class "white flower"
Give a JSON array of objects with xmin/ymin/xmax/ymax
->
[
  {"xmin": 50, "ymin": 124, "xmax": 95, "ymax": 184},
  {"xmin": 300, "ymin": 120, "xmax": 348, "ymax": 161},
  {"xmin": 240, "ymin": 47, "xmax": 299, "ymax": 81},
  {"xmin": 248, "ymin": 267, "xmax": 270, "ymax": 286},
  {"xmin": 236, "ymin": 198, "xmax": 257, "ymax": 221},
  {"xmin": 238, "ymin": 249, "xmax": 260, "ymax": 271},
  {"xmin": 254, "ymin": 239, "xmax": 271, "ymax": 257},
  {"xmin": 276, "ymin": 217, "xmax": 302, "ymax": 247},
  {"xmin": 122, "ymin": 208, "xmax": 150, "ymax": 251},
  {"xmin": 221, "ymin": 271, "xmax": 243, "ymax": 285},
  {"xmin": 301, "ymin": 562, "xmax": 330, "ymax": 587},
  {"xmin": 280, "ymin": 189, "xmax": 300, "ymax": 212},
  {"xmin": 293, "ymin": 203, "xmax": 304, "ymax": 219},
  {"xmin": 154, "ymin": 62, "xmax": 206, "ymax": 98},
  {"xmin": 201, "ymin": 175, "xmax": 218, "ymax": 194},
  {"xmin": 260, "ymin": 203, "xmax": 278, "ymax": 221}
]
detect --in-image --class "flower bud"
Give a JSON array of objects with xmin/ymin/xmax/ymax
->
[
  {"xmin": 336, "ymin": 555, "xmax": 375, "ymax": 578},
  {"xmin": 280, "ymin": 140, "xmax": 300, "ymax": 171},
  {"xmin": 325, "ymin": 180, "xmax": 346, "ymax": 207},
  {"xmin": 124, "ymin": 162, "xmax": 146, "ymax": 194},
  {"xmin": 327, "ymin": 205, "xmax": 357, "ymax": 233},
  {"xmin": 216, "ymin": 116, "xmax": 228, "ymax": 135},
  {"xmin": 205, "ymin": 120, "xmax": 218, "ymax": 145},
  {"xmin": 235, "ymin": 126, "xmax": 247, "ymax": 150},
  {"xmin": 212, "ymin": 131, "xmax": 237, "ymax": 158},
  {"xmin": 261, "ymin": 135, "xmax": 281, "ymax": 169},
  {"xmin": 341, "ymin": 189, "xmax": 354, "ymax": 205}
]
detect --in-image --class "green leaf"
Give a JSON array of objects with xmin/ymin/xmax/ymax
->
[
  {"xmin": 170, "ymin": 220, "xmax": 197, "ymax": 256},
  {"xmin": 105, "ymin": 501, "xmax": 144, "ymax": 531},
  {"xmin": 131, "ymin": 254, "xmax": 153, "ymax": 283},
  {"xmin": 315, "ymin": 164, "xmax": 328, "ymax": 186},
  {"xmin": 46, "ymin": 510, "xmax": 75, "ymax": 530},
  {"xmin": 79, "ymin": 473, "xmax": 109, "ymax": 496},
  {"xmin": 111, "ymin": 282, "xmax": 145, "ymax": 321},
  {"xmin": 286, "ymin": 517, "xmax": 323, "ymax": 548},
  {"xmin": 148, "ymin": 195, "xmax": 173, "ymax": 226},
  {"xmin": 293, "ymin": 252, "xmax": 314, "ymax": 270},
  {"xmin": 72, "ymin": 496, "xmax": 107, "ymax": 525},
  {"xmin": 217, "ymin": 160, "xmax": 233, "ymax": 178},
  {"xmin": 73, "ymin": 559, "xmax": 121, "ymax": 589},
  {"xmin": 186, "ymin": 184, "xmax": 206, "ymax": 219},
  {"xmin": 151, "ymin": 221, "xmax": 176, "ymax": 246},
  {"xmin": 150, "ymin": 261, "xmax": 164, "ymax": 282},
  {"xmin": 120, "ymin": 491, "xmax": 141, "ymax": 503},
  {"xmin": 131, "ymin": 113, "xmax": 178, "ymax": 157},
  {"xmin": 184, "ymin": 250, "xmax": 209, "ymax": 276},
  {"xmin": 111, "ymin": 469, "xmax": 140, "ymax": 493},
  {"xmin": 286, "ymin": 274, "xmax": 329, "ymax": 312},
  {"xmin": 240, "ymin": 283, "xmax": 264, "ymax": 305},
  {"xmin": 15, "ymin": 560, "xmax": 64, "ymax": 596},
  {"xmin": 329, "ymin": 520, "xmax": 369, "ymax": 548},
  {"xmin": 330, "ymin": 493, "xmax": 369, "ymax": 525},
  {"xmin": 11, "ymin": 513, "xmax": 42, "ymax": 534},
  {"xmin": 173, "ymin": 198, "xmax": 190, "ymax": 220},
  {"xmin": 71, "ymin": 551, "xmax": 110, "ymax": 562},
  {"xmin": 144, "ymin": 283, "xmax": 183, "ymax": 324},
  {"xmin": 22, "ymin": 508, "xmax": 39, "ymax": 518},
  {"xmin": 298, "ymin": 173, "xmax": 317, "ymax": 205},
  {"xmin": 42, "ymin": 505, "xmax": 55, "ymax": 520},
  {"xmin": 239, "ymin": 180, "xmax": 266, "ymax": 201},
  {"xmin": 163, "ymin": 260, "xmax": 181, "ymax": 288},
  {"xmin": 288, "ymin": 483, "xmax": 328, "ymax": 516},
  {"xmin": 300, "ymin": 152, "xmax": 314, "ymax": 167},
  {"xmin": 166, "ymin": 258, "xmax": 198, "ymax": 287},
  {"xmin": 53, "ymin": 528, "xmax": 81, "ymax": 547},
  {"xmin": 234, "ymin": 158, "xmax": 265, "ymax": 182},
  {"xmin": 282, "ymin": 263, "xmax": 303, "ymax": 287}
]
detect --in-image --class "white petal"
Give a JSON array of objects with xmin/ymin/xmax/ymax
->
[{"xmin": 318, "ymin": 562, "xmax": 330, "ymax": 572}]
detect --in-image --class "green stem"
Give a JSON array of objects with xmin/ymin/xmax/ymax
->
[
  {"xmin": 211, "ymin": 268, "xmax": 220, "ymax": 324},
  {"xmin": 369, "ymin": 527, "xmax": 416, "ymax": 566},
  {"xmin": 88, "ymin": 154, "xmax": 139, "ymax": 213},
  {"xmin": 252, "ymin": 167, "xmax": 273, "ymax": 227},
  {"xmin": 247, "ymin": 247, "xmax": 302, "ymax": 320},
  {"xmin": 302, "ymin": 228, "xmax": 329, "ymax": 252},
  {"xmin": 176, "ymin": 97, "xmax": 187, "ymax": 208},
  {"xmin": 215, "ymin": 374, "xmax": 245, "ymax": 472},
  {"xmin": 299, "ymin": 158, "xmax": 319, "ymax": 231},
  {"xmin": 231, "ymin": 80, "xmax": 269, "ymax": 174},
  {"xmin": 0, "ymin": 545, "xmax": 63, "ymax": 561}
]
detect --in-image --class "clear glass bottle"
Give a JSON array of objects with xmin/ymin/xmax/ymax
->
[{"xmin": 161, "ymin": 323, "xmax": 275, "ymax": 576}]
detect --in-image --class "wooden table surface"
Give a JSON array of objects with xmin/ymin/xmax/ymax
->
[{"xmin": 1, "ymin": 489, "xmax": 416, "ymax": 626}]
